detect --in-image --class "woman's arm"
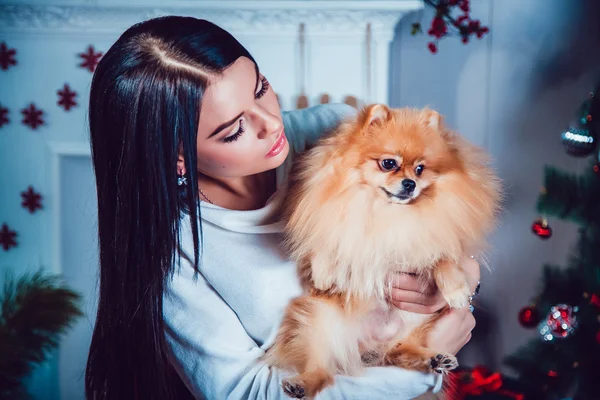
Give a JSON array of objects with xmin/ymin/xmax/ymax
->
[
  {"xmin": 282, "ymin": 103, "xmax": 357, "ymax": 154},
  {"xmin": 163, "ymin": 255, "xmax": 442, "ymax": 400}
]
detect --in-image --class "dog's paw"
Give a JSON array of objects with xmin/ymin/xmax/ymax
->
[
  {"xmin": 443, "ymin": 284, "xmax": 471, "ymax": 309},
  {"xmin": 430, "ymin": 353, "xmax": 458, "ymax": 374},
  {"xmin": 282, "ymin": 379, "xmax": 306, "ymax": 399}
]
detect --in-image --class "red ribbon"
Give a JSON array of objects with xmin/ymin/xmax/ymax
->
[{"xmin": 447, "ymin": 365, "xmax": 525, "ymax": 400}]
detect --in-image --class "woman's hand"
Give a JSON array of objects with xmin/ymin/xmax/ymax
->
[{"xmin": 388, "ymin": 255, "xmax": 480, "ymax": 314}]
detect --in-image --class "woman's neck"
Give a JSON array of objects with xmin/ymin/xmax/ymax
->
[{"xmin": 197, "ymin": 170, "xmax": 276, "ymax": 211}]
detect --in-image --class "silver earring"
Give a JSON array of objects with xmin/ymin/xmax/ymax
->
[{"xmin": 177, "ymin": 170, "xmax": 187, "ymax": 186}]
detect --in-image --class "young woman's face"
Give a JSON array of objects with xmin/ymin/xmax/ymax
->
[{"xmin": 194, "ymin": 56, "xmax": 288, "ymax": 178}]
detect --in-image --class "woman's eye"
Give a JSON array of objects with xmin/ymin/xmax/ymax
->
[
  {"xmin": 415, "ymin": 165, "xmax": 425, "ymax": 176},
  {"xmin": 380, "ymin": 159, "xmax": 398, "ymax": 171},
  {"xmin": 224, "ymin": 120, "xmax": 245, "ymax": 143},
  {"xmin": 255, "ymin": 76, "xmax": 270, "ymax": 99}
]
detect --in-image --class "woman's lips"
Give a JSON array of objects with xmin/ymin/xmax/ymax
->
[{"xmin": 266, "ymin": 130, "xmax": 286, "ymax": 158}]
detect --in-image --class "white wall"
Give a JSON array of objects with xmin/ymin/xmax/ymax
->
[{"xmin": 1, "ymin": 0, "xmax": 599, "ymax": 399}]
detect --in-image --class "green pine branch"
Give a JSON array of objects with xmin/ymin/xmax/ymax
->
[
  {"xmin": 0, "ymin": 270, "xmax": 83, "ymax": 400},
  {"xmin": 537, "ymin": 163, "xmax": 600, "ymax": 225}
]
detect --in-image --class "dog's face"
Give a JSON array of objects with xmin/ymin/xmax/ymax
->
[{"xmin": 349, "ymin": 104, "xmax": 459, "ymax": 205}]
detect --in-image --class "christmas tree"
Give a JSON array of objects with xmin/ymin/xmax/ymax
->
[{"xmin": 504, "ymin": 84, "xmax": 600, "ymax": 400}]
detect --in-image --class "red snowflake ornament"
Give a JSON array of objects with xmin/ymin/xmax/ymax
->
[
  {"xmin": 21, "ymin": 103, "xmax": 45, "ymax": 130},
  {"xmin": 0, "ymin": 223, "xmax": 17, "ymax": 251},
  {"xmin": 0, "ymin": 42, "xmax": 17, "ymax": 71},
  {"xmin": 79, "ymin": 45, "xmax": 103, "ymax": 73},
  {"xmin": 0, "ymin": 104, "xmax": 9, "ymax": 128},
  {"xmin": 57, "ymin": 84, "xmax": 78, "ymax": 111},
  {"xmin": 21, "ymin": 186, "xmax": 43, "ymax": 213}
]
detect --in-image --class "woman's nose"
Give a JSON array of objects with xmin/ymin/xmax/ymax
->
[{"xmin": 255, "ymin": 109, "xmax": 283, "ymax": 140}]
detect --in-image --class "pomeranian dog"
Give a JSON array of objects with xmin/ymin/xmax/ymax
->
[{"xmin": 264, "ymin": 104, "xmax": 502, "ymax": 399}]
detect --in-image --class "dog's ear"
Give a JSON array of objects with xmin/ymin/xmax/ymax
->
[
  {"xmin": 423, "ymin": 108, "xmax": 443, "ymax": 130},
  {"xmin": 360, "ymin": 103, "xmax": 391, "ymax": 130}
]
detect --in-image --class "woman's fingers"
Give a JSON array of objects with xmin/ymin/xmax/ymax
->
[
  {"xmin": 390, "ymin": 301, "xmax": 445, "ymax": 314},
  {"xmin": 389, "ymin": 288, "xmax": 447, "ymax": 314},
  {"xmin": 388, "ymin": 273, "xmax": 425, "ymax": 292}
]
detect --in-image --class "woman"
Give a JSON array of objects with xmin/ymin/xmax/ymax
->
[{"xmin": 85, "ymin": 15, "xmax": 479, "ymax": 400}]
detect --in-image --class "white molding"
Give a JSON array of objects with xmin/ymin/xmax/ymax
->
[
  {"xmin": 46, "ymin": 141, "xmax": 91, "ymax": 276},
  {"xmin": 0, "ymin": 1, "xmax": 423, "ymax": 38}
]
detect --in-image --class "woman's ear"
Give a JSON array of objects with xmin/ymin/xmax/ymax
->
[{"xmin": 177, "ymin": 143, "xmax": 186, "ymax": 175}]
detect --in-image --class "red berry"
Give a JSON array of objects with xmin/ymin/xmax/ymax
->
[
  {"xmin": 462, "ymin": 36, "xmax": 469, "ymax": 44},
  {"xmin": 459, "ymin": 0, "xmax": 470, "ymax": 12},
  {"xmin": 457, "ymin": 15, "xmax": 469, "ymax": 24},
  {"xmin": 428, "ymin": 42, "xmax": 438, "ymax": 54}
]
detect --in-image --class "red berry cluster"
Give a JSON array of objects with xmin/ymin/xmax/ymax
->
[{"xmin": 424, "ymin": 0, "xmax": 490, "ymax": 54}]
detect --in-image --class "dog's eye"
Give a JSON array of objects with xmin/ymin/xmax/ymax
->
[
  {"xmin": 380, "ymin": 159, "xmax": 398, "ymax": 171},
  {"xmin": 415, "ymin": 165, "xmax": 425, "ymax": 176}
]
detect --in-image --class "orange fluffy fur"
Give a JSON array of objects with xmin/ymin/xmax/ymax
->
[{"xmin": 263, "ymin": 105, "xmax": 502, "ymax": 399}]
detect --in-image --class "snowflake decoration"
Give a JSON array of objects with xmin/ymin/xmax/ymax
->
[
  {"xmin": 79, "ymin": 45, "xmax": 103, "ymax": 73},
  {"xmin": 21, "ymin": 103, "xmax": 45, "ymax": 130},
  {"xmin": 57, "ymin": 84, "xmax": 78, "ymax": 111},
  {"xmin": 0, "ymin": 104, "xmax": 8, "ymax": 128},
  {"xmin": 21, "ymin": 186, "xmax": 43, "ymax": 213},
  {"xmin": 0, "ymin": 42, "xmax": 17, "ymax": 71},
  {"xmin": 0, "ymin": 223, "xmax": 17, "ymax": 251}
]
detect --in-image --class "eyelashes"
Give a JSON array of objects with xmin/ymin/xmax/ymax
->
[
  {"xmin": 224, "ymin": 119, "xmax": 245, "ymax": 143},
  {"xmin": 223, "ymin": 76, "xmax": 270, "ymax": 144},
  {"xmin": 255, "ymin": 76, "xmax": 270, "ymax": 99}
]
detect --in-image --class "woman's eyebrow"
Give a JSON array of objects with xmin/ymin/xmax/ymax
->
[
  {"xmin": 207, "ymin": 64, "xmax": 261, "ymax": 139},
  {"xmin": 254, "ymin": 63, "xmax": 260, "ymax": 92},
  {"xmin": 207, "ymin": 111, "xmax": 244, "ymax": 138}
]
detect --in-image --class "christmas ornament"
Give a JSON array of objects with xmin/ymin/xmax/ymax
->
[
  {"xmin": 0, "ymin": 42, "xmax": 17, "ymax": 71},
  {"xmin": 593, "ymin": 163, "xmax": 599, "ymax": 174},
  {"xmin": 57, "ymin": 84, "xmax": 77, "ymax": 111},
  {"xmin": 21, "ymin": 103, "xmax": 44, "ymax": 130},
  {"xmin": 0, "ymin": 104, "xmax": 8, "ymax": 128},
  {"xmin": 78, "ymin": 45, "xmax": 103, "ymax": 73},
  {"xmin": 561, "ymin": 126, "xmax": 596, "ymax": 157},
  {"xmin": 539, "ymin": 304, "xmax": 578, "ymax": 341},
  {"xmin": 596, "ymin": 331, "xmax": 600, "ymax": 344},
  {"xmin": 561, "ymin": 91, "xmax": 597, "ymax": 157},
  {"xmin": 590, "ymin": 293, "xmax": 600, "ymax": 308},
  {"xmin": 531, "ymin": 217, "xmax": 552, "ymax": 239},
  {"xmin": 21, "ymin": 186, "xmax": 43, "ymax": 213},
  {"xmin": 518, "ymin": 305, "xmax": 539, "ymax": 328},
  {"xmin": 0, "ymin": 223, "xmax": 18, "ymax": 251}
]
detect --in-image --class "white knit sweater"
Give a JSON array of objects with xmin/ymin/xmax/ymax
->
[{"xmin": 163, "ymin": 103, "xmax": 443, "ymax": 400}]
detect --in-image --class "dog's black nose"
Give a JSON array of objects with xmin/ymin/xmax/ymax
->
[{"xmin": 402, "ymin": 179, "xmax": 416, "ymax": 193}]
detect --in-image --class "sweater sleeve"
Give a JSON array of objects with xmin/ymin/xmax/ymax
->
[
  {"xmin": 282, "ymin": 103, "xmax": 358, "ymax": 154},
  {"xmin": 163, "ymin": 255, "xmax": 443, "ymax": 400}
]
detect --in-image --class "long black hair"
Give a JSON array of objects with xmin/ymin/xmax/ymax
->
[{"xmin": 86, "ymin": 16, "xmax": 255, "ymax": 399}]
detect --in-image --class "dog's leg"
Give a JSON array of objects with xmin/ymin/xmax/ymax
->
[
  {"xmin": 384, "ymin": 342, "xmax": 457, "ymax": 374},
  {"xmin": 382, "ymin": 311, "xmax": 457, "ymax": 375},
  {"xmin": 269, "ymin": 295, "xmax": 362, "ymax": 399},
  {"xmin": 433, "ymin": 258, "xmax": 471, "ymax": 309}
]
